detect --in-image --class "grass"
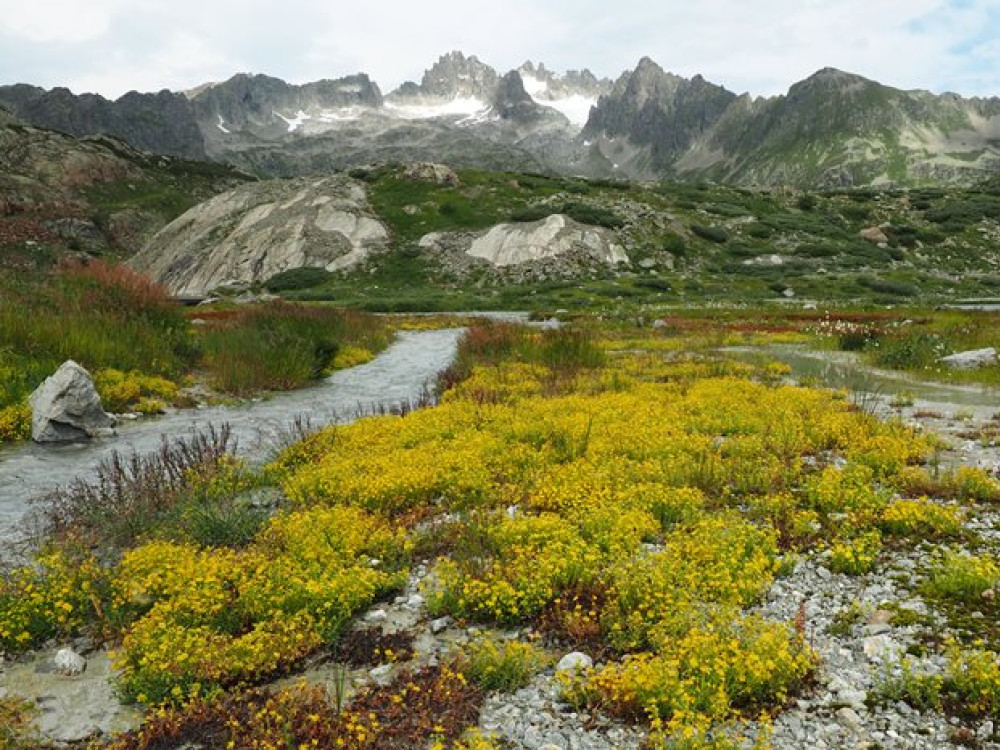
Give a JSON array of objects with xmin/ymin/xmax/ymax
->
[
  {"xmin": 197, "ymin": 302, "xmax": 391, "ymax": 394},
  {"xmin": 32, "ymin": 424, "xmax": 258, "ymax": 554}
]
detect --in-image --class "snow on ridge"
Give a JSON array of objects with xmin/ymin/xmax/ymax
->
[
  {"xmin": 541, "ymin": 94, "xmax": 596, "ymax": 128},
  {"xmin": 384, "ymin": 96, "xmax": 489, "ymax": 121},
  {"xmin": 317, "ymin": 107, "xmax": 365, "ymax": 122},
  {"xmin": 520, "ymin": 74, "xmax": 548, "ymax": 98},
  {"xmin": 520, "ymin": 74, "xmax": 594, "ymax": 128},
  {"xmin": 275, "ymin": 110, "xmax": 311, "ymax": 132},
  {"xmin": 216, "ymin": 115, "xmax": 231, "ymax": 134}
]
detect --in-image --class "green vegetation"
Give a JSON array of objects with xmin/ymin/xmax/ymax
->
[
  {"xmin": 0, "ymin": 262, "xmax": 392, "ymax": 442},
  {"xmin": 197, "ymin": 303, "xmax": 390, "ymax": 394},
  {"xmin": 247, "ymin": 167, "xmax": 1000, "ymax": 310}
]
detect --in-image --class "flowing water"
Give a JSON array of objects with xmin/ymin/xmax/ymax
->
[
  {"xmin": 0, "ymin": 328, "xmax": 464, "ymax": 541},
  {"xmin": 727, "ymin": 344, "xmax": 998, "ymax": 414}
]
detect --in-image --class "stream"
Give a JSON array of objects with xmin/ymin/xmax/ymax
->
[{"xmin": 0, "ymin": 327, "xmax": 465, "ymax": 542}]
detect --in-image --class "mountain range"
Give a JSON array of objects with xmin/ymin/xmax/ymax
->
[{"xmin": 3, "ymin": 52, "xmax": 1000, "ymax": 187}]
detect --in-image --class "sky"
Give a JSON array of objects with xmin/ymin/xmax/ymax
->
[{"xmin": 1, "ymin": 0, "xmax": 999, "ymax": 100}]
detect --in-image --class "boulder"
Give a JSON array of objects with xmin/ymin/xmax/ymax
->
[
  {"xmin": 859, "ymin": 226, "xmax": 890, "ymax": 244},
  {"xmin": 54, "ymin": 647, "xmax": 87, "ymax": 676},
  {"xmin": 29, "ymin": 361, "xmax": 115, "ymax": 443},
  {"xmin": 940, "ymin": 347, "xmax": 997, "ymax": 370},
  {"xmin": 465, "ymin": 214, "xmax": 627, "ymax": 267},
  {"xmin": 555, "ymin": 651, "xmax": 593, "ymax": 673},
  {"xmin": 129, "ymin": 175, "xmax": 389, "ymax": 296},
  {"xmin": 401, "ymin": 162, "xmax": 461, "ymax": 186}
]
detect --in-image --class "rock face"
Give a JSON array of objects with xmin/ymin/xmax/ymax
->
[
  {"xmin": 465, "ymin": 214, "xmax": 628, "ymax": 267},
  {"xmin": 939, "ymin": 347, "xmax": 998, "ymax": 369},
  {"xmin": 0, "ymin": 84, "xmax": 206, "ymax": 159},
  {"xmin": 129, "ymin": 175, "xmax": 389, "ymax": 296},
  {"xmin": 29, "ymin": 361, "xmax": 115, "ymax": 443}
]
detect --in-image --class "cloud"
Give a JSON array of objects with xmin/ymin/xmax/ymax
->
[{"xmin": 0, "ymin": 0, "xmax": 998, "ymax": 99}]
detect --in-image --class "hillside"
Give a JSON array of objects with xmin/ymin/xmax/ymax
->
[
  {"xmin": 128, "ymin": 163, "xmax": 1000, "ymax": 309},
  {"xmin": 0, "ymin": 116, "xmax": 254, "ymax": 272}
]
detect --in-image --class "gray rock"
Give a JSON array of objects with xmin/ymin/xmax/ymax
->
[
  {"xmin": 430, "ymin": 616, "xmax": 453, "ymax": 634},
  {"xmin": 53, "ymin": 647, "xmax": 87, "ymax": 675},
  {"xmin": 556, "ymin": 652, "xmax": 593, "ymax": 673},
  {"xmin": 462, "ymin": 215, "xmax": 628, "ymax": 268},
  {"xmin": 129, "ymin": 175, "xmax": 389, "ymax": 296},
  {"xmin": 401, "ymin": 162, "xmax": 460, "ymax": 186},
  {"xmin": 939, "ymin": 347, "xmax": 997, "ymax": 370},
  {"xmin": 29, "ymin": 360, "xmax": 115, "ymax": 443}
]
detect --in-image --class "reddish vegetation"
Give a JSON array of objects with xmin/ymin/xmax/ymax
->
[
  {"xmin": 0, "ymin": 217, "xmax": 57, "ymax": 246},
  {"xmin": 99, "ymin": 666, "xmax": 485, "ymax": 750},
  {"xmin": 58, "ymin": 259, "xmax": 174, "ymax": 314}
]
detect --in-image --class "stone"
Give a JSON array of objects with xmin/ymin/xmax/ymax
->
[
  {"xmin": 555, "ymin": 651, "xmax": 593, "ymax": 673},
  {"xmin": 939, "ymin": 347, "xmax": 997, "ymax": 370},
  {"xmin": 863, "ymin": 634, "xmax": 902, "ymax": 662},
  {"xmin": 53, "ymin": 647, "xmax": 87, "ymax": 676},
  {"xmin": 405, "ymin": 593, "xmax": 425, "ymax": 609},
  {"xmin": 29, "ymin": 361, "xmax": 116, "ymax": 443},
  {"xmin": 859, "ymin": 226, "xmax": 890, "ymax": 244},
  {"xmin": 364, "ymin": 608, "xmax": 388, "ymax": 623},
  {"xmin": 401, "ymin": 162, "xmax": 461, "ymax": 186},
  {"xmin": 464, "ymin": 215, "xmax": 628, "ymax": 267},
  {"xmin": 430, "ymin": 616, "xmax": 453, "ymax": 634}
]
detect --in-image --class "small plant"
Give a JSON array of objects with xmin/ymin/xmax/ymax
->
[
  {"xmin": 924, "ymin": 552, "xmax": 1000, "ymax": 602},
  {"xmin": 874, "ymin": 659, "xmax": 942, "ymax": 712},
  {"xmin": 461, "ymin": 636, "xmax": 550, "ymax": 692},
  {"xmin": 827, "ymin": 602, "xmax": 865, "ymax": 637},
  {"xmin": 829, "ymin": 530, "xmax": 882, "ymax": 575},
  {"xmin": 889, "ymin": 390, "xmax": 916, "ymax": 409},
  {"xmin": 0, "ymin": 696, "xmax": 49, "ymax": 750}
]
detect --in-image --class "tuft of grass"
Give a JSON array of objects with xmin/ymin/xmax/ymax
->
[
  {"xmin": 32, "ymin": 424, "xmax": 256, "ymax": 554},
  {"xmin": 460, "ymin": 636, "xmax": 550, "ymax": 692},
  {"xmin": 198, "ymin": 302, "xmax": 390, "ymax": 395}
]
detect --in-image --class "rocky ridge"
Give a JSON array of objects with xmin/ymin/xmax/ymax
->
[{"xmin": 7, "ymin": 53, "xmax": 999, "ymax": 186}]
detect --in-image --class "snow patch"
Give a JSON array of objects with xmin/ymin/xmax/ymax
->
[
  {"xmin": 216, "ymin": 115, "xmax": 230, "ymax": 134},
  {"xmin": 275, "ymin": 110, "xmax": 311, "ymax": 132},
  {"xmin": 520, "ymin": 74, "xmax": 595, "ymax": 128},
  {"xmin": 384, "ymin": 96, "xmax": 489, "ymax": 121},
  {"xmin": 521, "ymin": 74, "xmax": 548, "ymax": 97},
  {"xmin": 541, "ymin": 95, "xmax": 596, "ymax": 128},
  {"xmin": 317, "ymin": 107, "xmax": 365, "ymax": 122}
]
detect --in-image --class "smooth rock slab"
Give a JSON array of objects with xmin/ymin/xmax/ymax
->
[
  {"xmin": 29, "ymin": 360, "xmax": 115, "ymax": 442},
  {"xmin": 939, "ymin": 347, "xmax": 997, "ymax": 370},
  {"xmin": 4, "ymin": 650, "xmax": 140, "ymax": 743}
]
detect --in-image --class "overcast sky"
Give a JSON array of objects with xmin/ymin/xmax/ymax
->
[{"xmin": 1, "ymin": 0, "xmax": 998, "ymax": 100}]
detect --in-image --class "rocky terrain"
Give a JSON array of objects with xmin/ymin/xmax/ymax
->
[
  {"xmin": 6, "ymin": 51, "xmax": 1000, "ymax": 186},
  {"xmin": 0, "ymin": 115, "xmax": 253, "ymax": 269},
  {"xmin": 5, "ymin": 364, "xmax": 999, "ymax": 749}
]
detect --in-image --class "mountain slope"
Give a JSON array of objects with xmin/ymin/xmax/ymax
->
[
  {"xmin": 3, "ymin": 55, "xmax": 1000, "ymax": 187},
  {"xmin": 0, "ymin": 119, "xmax": 252, "ymax": 270}
]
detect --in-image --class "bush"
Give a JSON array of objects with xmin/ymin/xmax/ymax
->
[
  {"xmin": 691, "ymin": 225, "xmax": 730, "ymax": 244},
  {"xmin": 461, "ymin": 637, "xmax": 549, "ymax": 692},
  {"xmin": 263, "ymin": 267, "xmax": 334, "ymax": 292},
  {"xmin": 924, "ymin": 552, "xmax": 1000, "ymax": 602},
  {"xmin": 199, "ymin": 302, "xmax": 389, "ymax": 394}
]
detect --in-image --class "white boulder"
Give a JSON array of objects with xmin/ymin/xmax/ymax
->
[
  {"xmin": 939, "ymin": 347, "xmax": 997, "ymax": 370},
  {"xmin": 29, "ymin": 361, "xmax": 115, "ymax": 443}
]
